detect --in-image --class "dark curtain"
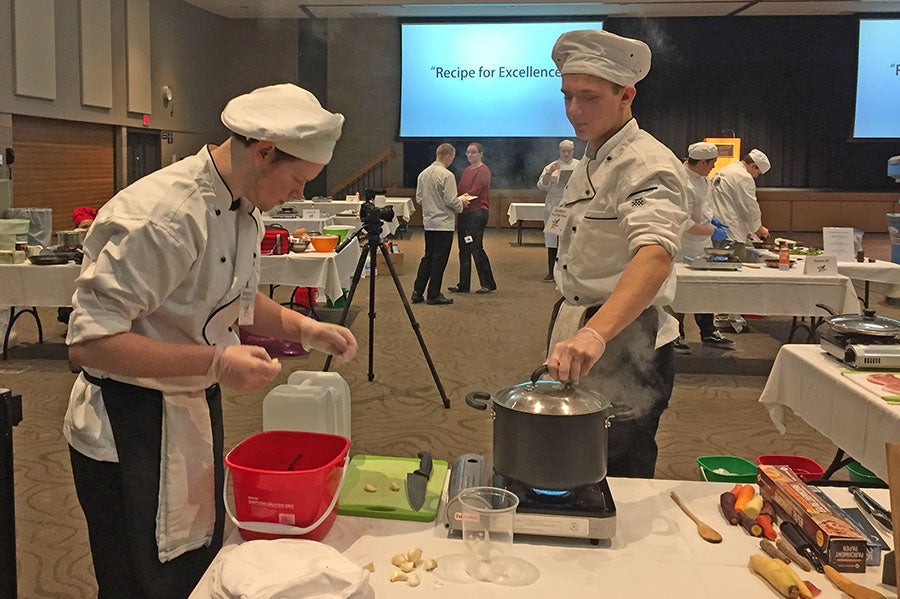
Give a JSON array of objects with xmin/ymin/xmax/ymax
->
[{"xmin": 403, "ymin": 16, "xmax": 899, "ymax": 191}]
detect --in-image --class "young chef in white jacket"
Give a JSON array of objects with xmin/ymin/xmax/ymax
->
[
  {"xmin": 709, "ymin": 148, "xmax": 772, "ymax": 242},
  {"xmin": 670, "ymin": 142, "xmax": 735, "ymax": 353},
  {"xmin": 537, "ymin": 139, "xmax": 576, "ymax": 281},
  {"xmin": 64, "ymin": 84, "xmax": 358, "ymax": 599},
  {"xmin": 544, "ymin": 29, "xmax": 689, "ymax": 478}
]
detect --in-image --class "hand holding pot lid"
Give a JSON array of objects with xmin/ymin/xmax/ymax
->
[{"xmin": 546, "ymin": 326, "xmax": 607, "ymax": 383}]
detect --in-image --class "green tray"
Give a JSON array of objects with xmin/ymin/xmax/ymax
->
[{"xmin": 338, "ymin": 454, "xmax": 448, "ymax": 522}]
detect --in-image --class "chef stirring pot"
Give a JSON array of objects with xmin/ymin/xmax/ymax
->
[{"xmin": 466, "ymin": 366, "xmax": 633, "ymax": 490}]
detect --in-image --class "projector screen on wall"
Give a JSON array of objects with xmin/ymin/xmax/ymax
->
[
  {"xmin": 400, "ymin": 20, "xmax": 603, "ymax": 138},
  {"xmin": 853, "ymin": 19, "xmax": 900, "ymax": 139}
]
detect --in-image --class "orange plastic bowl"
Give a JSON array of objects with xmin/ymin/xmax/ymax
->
[{"xmin": 309, "ymin": 234, "xmax": 339, "ymax": 252}]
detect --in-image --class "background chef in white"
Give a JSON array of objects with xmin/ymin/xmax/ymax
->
[
  {"xmin": 64, "ymin": 84, "xmax": 357, "ymax": 599},
  {"xmin": 537, "ymin": 139, "xmax": 577, "ymax": 281},
  {"xmin": 670, "ymin": 141, "xmax": 735, "ymax": 353},
  {"xmin": 544, "ymin": 29, "xmax": 690, "ymax": 478},
  {"xmin": 710, "ymin": 148, "xmax": 772, "ymax": 242}
]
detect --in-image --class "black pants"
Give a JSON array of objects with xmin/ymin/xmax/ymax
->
[
  {"xmin": 547, "ymin": 247, "xmax": 558, "ymax": 276},
  {"xmin": 455, "ymin": 209, "xmax": 496, "ymax": 291},
  {"xmin": 674, "ymin": 312, "xmax": 716, "ymax": 338},
  {"xmin": 69, "ymin": 378, "xmax": 225, "ymax": 599},
  {"xmin": 549, "ymin": 299, "xmax": 675, "ymax": 478},
  {"xmin": 413, "ymin": 230, "xmax": 454, "ymax": 300}
]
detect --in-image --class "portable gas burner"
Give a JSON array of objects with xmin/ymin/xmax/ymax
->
[
  {"xmin": 685, "ymin": 255, "xmax": 742, "ymax": 271},
  {"xmin": 820, "ymin": 331, "xmax": 900, "ymax": 370},
  {"xmin": 444, "ymin": 455, "xmax": 616, "ymax": 545}
]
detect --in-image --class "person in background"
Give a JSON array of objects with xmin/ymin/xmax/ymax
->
[
  {"xmin": 411, "ymin": 143, "xmax": 469, "ymax": 306},
  {"xmin": 64, "ymin": 84, "xmax": 357, "ymax": 599},
  {"xmin": 449, "ymin": 142, "xmax": 497, "ymax": 295},
  {"xmin": 709, "ymin": 149, "xmax": 771, "ymax": 243},
  {"xmin": 670, "ymin": 142, "xmax": 734, "ymax": 353},
  {"xmin": 537, "ymin": 139, "xmax": 577, "ymax": 282},
  {"xmin": 544, "ymin": 29, "xmax": 689, "ymax": 478},
  {"xmin": 72, "ymin": 206, "xmax": 98, "ymax": 230}
]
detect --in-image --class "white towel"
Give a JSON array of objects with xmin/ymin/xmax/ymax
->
[
  {"xmin": 155, "ymin": 390, "xmax": 216, "ymax": 562},
  {"xmin": 209, "ymin": 539, "xmax": 371, "ymax": 599},
  {"xmin": 548, "ymin": 301, "xmax": 588, "ymax": 352}
]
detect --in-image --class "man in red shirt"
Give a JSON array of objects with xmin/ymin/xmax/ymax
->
[{"xmin": 449, "ymin": 142, "xmax": 497, "ymax": 294}]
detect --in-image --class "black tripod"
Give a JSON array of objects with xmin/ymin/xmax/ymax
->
[{"xmin": 323, "ymin": 217, "xmax": 451, "ymax": 408}]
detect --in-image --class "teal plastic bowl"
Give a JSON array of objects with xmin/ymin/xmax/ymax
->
[{"xmin": 696, "ymin": 455, "xmax": 758, "ymax": 483}]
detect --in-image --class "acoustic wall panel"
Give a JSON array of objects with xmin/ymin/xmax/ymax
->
[
  {"xmin": 79, "ymin": 0, "xmax": 113, "ymax": 109},
  {"xmin": 126, "ymin": 0, "xmax": 152, "ymax": 114},
  {"xmin": 12, "ymin": 0, "xmax": 57, "ymax": 100}
]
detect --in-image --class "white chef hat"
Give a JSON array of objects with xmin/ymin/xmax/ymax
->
[
  {"xmin": 688, "ymin": 142, "xmax": 718, "ymax": 160},
  {"xmin": 551, "ymin": 30, "xmax": 651, "ymax": 87},
  {"xmin": 748, "ymin": 148, "xmax": 771, "ymax": 174},
  {"xmin": 559, "ymin": 139, "xmax": 575, "ymax": 149},
  {"xmin": 221, "ymin": 83, "xmax": 344, "ymax": 164}
]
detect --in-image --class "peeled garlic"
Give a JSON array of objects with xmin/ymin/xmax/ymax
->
[
  {"xmin": 389, "ymin": 481, "xmax": 400, "ymax": 491},
  {"xmin": 399, "ymin": 561, "xmax": 415, "ymax": 573},
  {"xmin": 362, "ymin": 562, "xmax": 375, "ymax": 572},
  {"xmin": 390, "ymin": 553, "xmax": 406, "ymax": 567},
  {"xmin": 407, "ymin": 573, "xmax": 420, "ymax": 587},
  {"xmin": 363, "ymin": 483, "xmax": 377, "ymax": 493},
  {"xmin": 423, "ymin": 558, "xmax": 438, "ymax": 571},
  {"xmin": 407, "ymin": 548, "xmax": 423, "ymax": 563},
  {"xmin": 390, "ymin": 571, "xmax": 408, "ymax": 583}
]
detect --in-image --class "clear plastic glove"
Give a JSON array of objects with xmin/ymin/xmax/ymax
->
[
  {"xmin": 710, "ymin": 217, "xmax": 728, "ymax": 229},
  {"xmin": 208, "ymin": 344, "xmax": 281, "ymax": 392},
  {"xmin": 545, "ymin": 327, "xmax": 607, "ymax": 383},
  {"xmin": 300, "ymin": 319, "xmax": 358, "ymax": 366},
  {"xmin": 711, "ymin": 226, "xmax": 729, "ymax": 243}
]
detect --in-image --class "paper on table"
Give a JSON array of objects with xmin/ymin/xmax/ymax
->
[{"xmin": 841, "ymin": 371, "xmax": 900, "ymax": 402}]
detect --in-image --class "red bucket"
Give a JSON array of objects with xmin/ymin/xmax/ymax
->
[
  {"xmin": 225, "ymin": 430, "xmax": 350, "ymax": 541},
  {"xmin": 756, "ymin": 454, "xmax": 825, "ymax": 482}
]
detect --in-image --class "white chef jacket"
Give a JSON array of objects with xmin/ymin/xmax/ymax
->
[
  {"xmin": 555, "ymin": 119, "xmax": 689, "ymax": 348},
  {"xmin": 415, "ymin": 161, "xmax": 463, "ymax": 231},
  {"xmin": 709, "ymin": 160, "xmax": 761, "ymax": 242},
  {"xmin": 676, "ymin": 166, "xmax": 714, "ymax": 260},
  {"xmin": 537, "ymin": 158, "xmax": 576, "ymax": 248},
  {"xmin": 64, "ymin": 145, "xmax": 264, "ymax": 462}
]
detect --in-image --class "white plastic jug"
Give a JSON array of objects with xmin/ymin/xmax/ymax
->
[{"xmin": 263, "ymin": 371, "xmax": 351, "ymax": 438}]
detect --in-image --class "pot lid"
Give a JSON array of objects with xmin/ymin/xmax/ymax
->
[
  {"xmin": 828, "ymin": 309, "xmax": 900, "ymax": 337},
  {"xmin": 493, "ymin": 366, "xmax": 609, "ymax": 416}
]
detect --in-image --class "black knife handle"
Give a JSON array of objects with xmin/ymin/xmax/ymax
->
[
  {"xmin": 780, "ymin": 521, "xmax": 824, "ymax": 573},
  {"xmin": 416, "ymin": 451, "xmax": 433, "ymax": 479}
]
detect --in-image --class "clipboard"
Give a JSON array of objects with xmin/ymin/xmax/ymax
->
[{"xmin": 557, "ymin": 169, "xmax": 572, "ymax": 187}]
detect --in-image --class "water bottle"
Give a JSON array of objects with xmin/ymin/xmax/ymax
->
[{"xmin": 778, "ymin": 241, "xmax": 790, "ymax": 270}]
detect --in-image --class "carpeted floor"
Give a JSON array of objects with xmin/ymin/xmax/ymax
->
[{"xmin": 2, "ymin": 228, "xmax": 895, "ymax": 598}]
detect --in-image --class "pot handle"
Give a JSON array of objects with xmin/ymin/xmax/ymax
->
[
  {"xmin": 815, "ymin": 303, "xmax": 839, "ymax": 316},
  {"xmin": 607, "ymin": 403, "xmax": 638, "ymax": 424},
  {"xmin": 465, "ymin": 391, "xmax": 491, "ymax": 410},
  {"xmin": 530, "ymin": 365, "xmax": 550, "ymax": 384}
]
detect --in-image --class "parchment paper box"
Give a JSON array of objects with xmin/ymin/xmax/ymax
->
[
  {"xmin": 374, "ymin": 251, "xmax": 404, "ymax": 276},
  {"xmin": 757, "ymin": 464, "xmax": 868, "ymax": 572}
]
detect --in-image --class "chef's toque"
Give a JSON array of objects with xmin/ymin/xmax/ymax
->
[
  {"xmin": 559, "ymin": 139, "xmax": 575, "ymax": 149},
  {"xmin": 221, "ymin": 83, "xmax": 344, "ymax": 165},
  {"xmin": 552, "ymin": 29, "xmax": 651, "ymax": 87},
  {"xmin": 748, "ymin": 149, "xmax": 771, "ymax": 174},
  {"xmin": 688, "ymin": 142, "xmax": 718, "ymax": 160}
]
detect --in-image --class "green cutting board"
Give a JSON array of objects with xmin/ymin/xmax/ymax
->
[{"xmin": 338, "ymin": 454, "xmax": 448, "ymax": 522}]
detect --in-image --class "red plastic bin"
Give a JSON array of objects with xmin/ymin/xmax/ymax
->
[{"xmin": 756, "ymin": 454, "xmax": 824, "ymax": 482}]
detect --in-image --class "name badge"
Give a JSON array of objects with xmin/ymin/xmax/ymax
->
[
  {"xmin": 464, "ymin": 235, "xmax": 473, "ymax": 244},
  {"xmin": 238, "ymin": 286, "xmax": 256, "ymax": 326},
  {"xmin": 302, "ymin": 209, "xmax": 321, "ymax": 220},
  {"xmin": 545, "ymin": 206, "xmax": 569, "ymax": 236}
]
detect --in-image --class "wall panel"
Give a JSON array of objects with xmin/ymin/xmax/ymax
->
[
  {"xmin": 12, "ymin": 0, "xmax": 56, "ymax": 100},
  {"xmin": 80, "ymin": 0, "xmax": 113, "ymax": 109}
]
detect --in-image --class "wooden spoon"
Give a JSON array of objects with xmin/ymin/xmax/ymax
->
[{"xmin": 670, "ymin": 491, "xmax": 723, "ymax": 543}]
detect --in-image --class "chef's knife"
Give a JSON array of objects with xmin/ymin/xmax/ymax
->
[
  {"xmin": 406, "ymin": 451, "xmax": 433, "ymax": 511},
  {"xmin": 849, "ymin": 486, "xmax": 893, "ymax": 531},
  {"xmin": 780, "ymin": 521, "xmax": 825, "ymax": 573}
]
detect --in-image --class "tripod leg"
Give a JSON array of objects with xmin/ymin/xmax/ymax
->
[
  {"xmin": 377, "ymin": 243, "xmax": 451, "ymax": 408},
  {"xmin": 367, "ymin": 243, "xmax": 377, "ymax": 381},
  {"xmin": 323, "ymin": 241, "xmax": 368, "ymax": 372}
]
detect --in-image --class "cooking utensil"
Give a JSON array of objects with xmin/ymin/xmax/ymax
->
[
  {"xmin": 669, "ymin": 491, "xmax": 723, "ymax": 543},
  {"xmin": 466, "ymin": 365, "xmax": 633, "ymax": 490},
  {"xmin": 817, "ymin": 303, "xmax": 900, "ymax": 338},
  {"xmin": 850, "ymin": 486, "xmax": 893, "ymax": 531},
  {"xmin": 406, "ymin": 451, "xmax": 433, "ymax": 511},
  {"xmin": 55, "ymin": 229, "xmax": 86, "ymax": 248},
  {"xmin": 28, "ymin": 254, "xmax": 70, "ymax": 265},
  {"xmin": 780, "ymin": 520, "xmax": 825, "ymax": 573},
  {"xmin": 704, "ymin": 246, "xmax": 736, "ymax": 258}
]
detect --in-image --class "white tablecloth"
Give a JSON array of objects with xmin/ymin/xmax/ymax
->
[
  {"xmin": 759, "ymin": 343, "xmax": 900, "ymax": 480},
  {"xmin": 671, "ymin": 263, "xmax": 861, "ymax": 315},
  {"xmin": 507, "ymin": 202, "xmax": 545, "ymax": 226},
  {"xmin": 259, "ymin": 241, "xmax": 361, "ymax": 301},
  {"xmin": 191, "ymin": 477, "xmax": 892, "ymax": 599},
  {"xmin": 0, "ymin": 261, "xmax": 82, "ymax": 306},
  {"xmin": 263, "ymin": 215, "xmax": 335, "ymax": 234},
  {"xmin": 278, "ymin": 197, "xmax": 416, "ymax": 221}
]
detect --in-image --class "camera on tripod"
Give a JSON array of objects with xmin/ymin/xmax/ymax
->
[{"xmin": 360, "ymin": 188, "xmax": 395, "ymax": 228}]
